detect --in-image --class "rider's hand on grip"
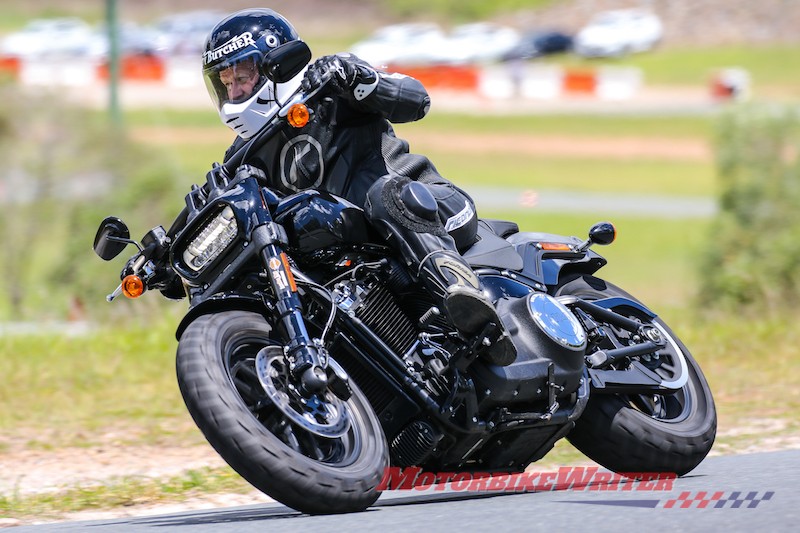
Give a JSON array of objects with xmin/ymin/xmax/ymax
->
[
  {"xmin": 302, "ymin": 55, "xmax": 354, "ymax": 94},
  {"xmin": 120, "ymin": 253, "xmax": 140, "ymax": 280}
]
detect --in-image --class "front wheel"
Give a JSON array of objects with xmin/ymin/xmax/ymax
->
[
  {"xmin": 555, "ymin": 275, "xmax": 716, "ymax": 476},
  {"xmin": 176, "ymin": 310, "xmax": 388, "ymax": 514}
]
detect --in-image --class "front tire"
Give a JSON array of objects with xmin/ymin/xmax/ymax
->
[
  {"xmin": 176, "ymin": 310, "xmax": 388, "ymax": 514},
  {"xmin": 555, "ymin": 275, "xmax": 716, "ymax": 476}
]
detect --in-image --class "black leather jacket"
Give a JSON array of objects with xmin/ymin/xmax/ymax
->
[{"xmin": 223, "ymin": 55, "xmax": 445, "ymax": 207}]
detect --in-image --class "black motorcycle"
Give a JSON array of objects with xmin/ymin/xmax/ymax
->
[{"xmin": 93, "ymin": 41, "xmax": 716, "ymax": 514}]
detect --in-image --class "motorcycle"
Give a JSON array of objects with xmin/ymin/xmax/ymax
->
[{"xmin": 93, "ymin": 41, "xmax": 716, "ymax": 514}]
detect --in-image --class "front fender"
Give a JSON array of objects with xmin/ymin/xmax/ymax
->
[{"xmin": 175, "ymin": 292, "xmax": 270, "ymax": 340}]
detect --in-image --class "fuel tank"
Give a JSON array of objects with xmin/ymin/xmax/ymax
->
[{"xmin": 273, "ymin": 190, "xmax": 376, "ymax": 253}]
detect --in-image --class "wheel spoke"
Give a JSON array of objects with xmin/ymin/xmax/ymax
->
[
  {"xmin": 231, "ymin": 360, "xmax": 273, "ymax": 411},
  {"xmin": 281, "ymin": 423, "xmax": 303, "ymax": 453}
]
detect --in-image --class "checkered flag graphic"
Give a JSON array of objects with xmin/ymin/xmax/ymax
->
[
  {"xmin": 663, "ymin": 491, "xmax": 775, "ymax": 509},
  {"xmin": 714, "ymin": 491, "xmax": 775, "ymax": 509}
]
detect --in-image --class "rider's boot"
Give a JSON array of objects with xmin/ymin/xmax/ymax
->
[{"xmin": 419, "ymin": 251, "xmax": 516, "ymax": 366}]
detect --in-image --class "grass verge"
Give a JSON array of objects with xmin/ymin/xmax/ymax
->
[
  {"xmin": 545, "ymin": 45, "xmax": 800, "ymax": 95},
  {"xmin": 0, "ymin": 467, "xmax": 254, "ymax": 522}
]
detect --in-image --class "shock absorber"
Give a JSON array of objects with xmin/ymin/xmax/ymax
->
[{"xmin": 245, "ymin": 172, "xmax": 328, "ymax": 395}]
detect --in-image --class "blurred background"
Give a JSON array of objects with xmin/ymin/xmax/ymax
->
[{"xmin": 1, "ymin": 0, "xmax": 798, "ymax": 520}]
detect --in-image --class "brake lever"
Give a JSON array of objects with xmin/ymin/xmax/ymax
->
[
  {"xmin": 106, "ymin": 240, "xmax": 162, "ymax": 303},
  {"xmin": 106, "ymin": 284, "xmax": 123, "ymax": 302}
]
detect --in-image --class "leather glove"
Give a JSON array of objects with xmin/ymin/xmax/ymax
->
[
  {"xmin": 120, "ymin": 252, "xmax": 141, "ymax": 280},
  {"xmin": 301, "ymin": 54, "xmax": 377, "ymax": 100},
  {"xmin": 302, "ymin": 55, "xmax": 356, "ymax": 93}
]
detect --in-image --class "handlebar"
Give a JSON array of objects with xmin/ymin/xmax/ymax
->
[
  {"xmin": 107, "ymin": 228, "xmax": 171, "ymax": 302},
  {"xmin": 108, "ymin": 80, "xmax": 332, "ymax": 302}
]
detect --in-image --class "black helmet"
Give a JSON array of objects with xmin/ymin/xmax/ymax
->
[{"xmin": 202, "ymin": 9, "xmax": 304, "ymax": 138}]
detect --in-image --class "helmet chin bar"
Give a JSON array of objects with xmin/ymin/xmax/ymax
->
[{"xmin": 220, "ymin": 71, "xmax": 304, "ymax": 139}]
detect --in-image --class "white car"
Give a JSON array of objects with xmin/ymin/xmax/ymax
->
[
  {"xmin": 87, "ymin": 22, "xmax": 160, "ymax": 58},
  {"xmin": 351, "ymin": 23, "xmax": 448, "ymax": 67},
  {"xmin": 1, "ymin": 18, "xmax": 94, "ymax": 58},
  {"xmin": 435, "ymin": 23, "xmax": 521, "ymax": 64},
  {"xmin": 151, "ymin": 10, "xmax": 226, "ymax": 56},
  {"xmin": 574, "ymin": 9, "xmax": 663, "ymax": 58}
]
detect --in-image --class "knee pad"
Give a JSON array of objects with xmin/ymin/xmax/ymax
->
[
  {"xmin": 400, "ymin": 181, "xmax": 438, "ymax": 221},
  {"xmin": 377, "ymin": 177, "xmax": 447, "ymax": 236}
]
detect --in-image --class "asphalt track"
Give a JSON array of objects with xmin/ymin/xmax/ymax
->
[{"xmin": 13, "ymin": 449, "xmax": 799, "ymax": 532}]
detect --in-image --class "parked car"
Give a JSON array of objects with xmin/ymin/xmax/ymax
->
[
  {"xmin": 573, "ymin": 9, "xmax": 663, "ymax": 58},
  {"xmin": 151, "ymin": 10, "xmax": 225, "ymax": 56},
  {"xmin": 501, "ymin": 29, "xmax": 573, "ymax": 61},
  {"xmin": 87, "ymin": 22, "xmax": 160, "ymax": 58},
  {"xmin": 0, "ymin": 17, "xmax": 94, "ymax": 58},
  {"xmin": 434, "ymin": 22, "xmax": 521, "ymax": 64},
  {"xmin": 351, "ymin": 23, "xmax": 448, "ymax": 66}
]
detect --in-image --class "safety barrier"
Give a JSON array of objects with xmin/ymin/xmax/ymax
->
[
  {"xmin": 0, "ymin": 54, "xmax": 644, "ymax": 101},
  {"xmin": 473, "ymin": 64, "xmax": 642, "ymax": 100},
  {"xmin": 0, "ymin": 54, "xmax": 201, "ymax": 87}
]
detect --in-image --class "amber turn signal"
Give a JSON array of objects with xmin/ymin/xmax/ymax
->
[
  {"xmin": 122, "ymin": 275, "xmax": 145, "ymax": 299},
  {"xmin": 540, "ymin": 242, "xmax": 573, "ymax": 251},
  {"xmin": 286, "ymin": 104, "xmax": 310, "ymax": 128}
]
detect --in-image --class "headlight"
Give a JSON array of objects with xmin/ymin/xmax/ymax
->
[{"xmin": 182, "ymin": 206, "xmax": 238, "ymax": 272}]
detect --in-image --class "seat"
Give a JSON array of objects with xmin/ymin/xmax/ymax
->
[{"xmin": 463, "ymin": 219, "xmax": 524, "ymax": 271}]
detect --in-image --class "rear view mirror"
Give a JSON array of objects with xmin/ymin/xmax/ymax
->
[
  {"xmin": 93, "ymin": 216, "xmax": 132, "ymax": 260},
  {"xmin": 588, "ymin": 221, "xmax": 616, "ymax": 246},
  {"xmin": 262, "ymin": 40, "xmax": 312, "ymax": 83}
]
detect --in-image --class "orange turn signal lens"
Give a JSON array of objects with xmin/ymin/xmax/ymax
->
[
  {"xmin": 286, "ymin": 104, "xmax": 310, "ymax": 128},
  {"xmin": 121, "ymin": 275, "xmax": 145, "ymax": 299},
  {"xmin": 540, "ymin": 242, "xmax": 573, "ymax": 251}
]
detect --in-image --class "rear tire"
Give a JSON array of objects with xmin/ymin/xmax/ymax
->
[
  {"xmin": 176, "ymin": 310, "xmax": 388, "ymax": 514},
  {"xmin": 555, "ymin": 275, "xmax": 716, "ymax": 476}
]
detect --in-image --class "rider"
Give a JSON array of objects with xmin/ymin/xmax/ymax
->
[{"xmin": 201, "ymin": 8, "xmax": 516, "ymax": 366}]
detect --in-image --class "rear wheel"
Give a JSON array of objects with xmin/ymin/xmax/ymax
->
[
  {"xmin": 555, "ymin": 275, "xmax": 716, "ymax": 476},
  {"xmin": 176, "ymin": 310, "xmax": 388, "ymax": 514}
]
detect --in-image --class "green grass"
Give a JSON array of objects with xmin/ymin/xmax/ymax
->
[
  {"xmin": 165, "ymin": 142, "xmax": 231, "ymax": 182},
  {"xmin": 483, "ymin": 211, "xmax": 708, "ymax": 311},
  {"xmin": 157, "ymin": 140, "xmax": 716, "ymax": 198},
  {"xmin": 0, "ymin": 466, "xmax": 253, "ymax": 520},
  {"xmin": 545, "ymin": 45, "xmax": 800, "ymax": 96},
  {"xmin": 118, "ymin": 109, "xmax": 717, "ymax": 197},
  {"xmin": 0, "ymin": 314, "xmax": 194, "ymax": 446},
  {"xmin": 120, "ymin": 108, "xmax": 716, "ymax": 139},
  {"xmin": 403, "ymin": 112, "xmax": 715, "ymax": 139},
  {"xmin": 433, "ymin": 154, "xmax": 714, "ymax": 196}
]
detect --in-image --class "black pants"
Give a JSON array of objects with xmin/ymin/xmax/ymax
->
[{"xmin": 363, "ymin": 175, "xmax": 479, "ymax": 273}]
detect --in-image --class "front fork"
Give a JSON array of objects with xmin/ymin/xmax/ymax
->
[{"xmin": 251, "ymin": 189, "xmax": 328, "ymax": 396}]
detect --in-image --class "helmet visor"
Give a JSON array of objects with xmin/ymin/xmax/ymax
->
[{"xmin": 204, "ymin": 55, "xmax": 268, "ymax": 111}]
